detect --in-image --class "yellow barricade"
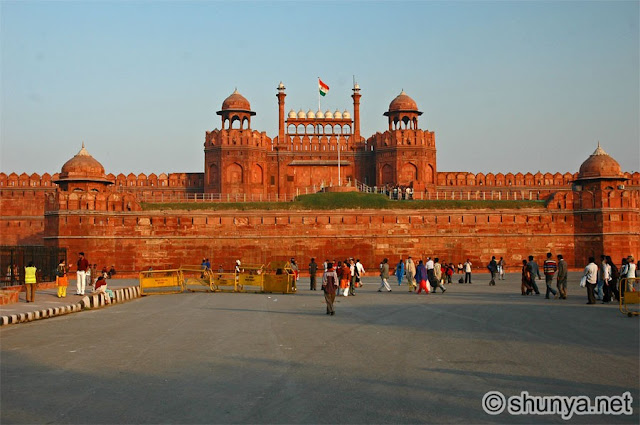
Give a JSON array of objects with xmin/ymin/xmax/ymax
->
[
  {"xmin": 211, "ymin": 272, "xmax": 239, "ymax": 292},
  {"xmin": 139, "ymin": 269, "xmax": 182, "ymax": 295},
  {"xmin": 619, "ymin": 277, "xmax": 639, "ymax": 317},
  {"xmin": 181, "ymin": 267, "xmax": 213, "ymax": 293},
  {"xmin": 238, "ymin": 272, "xmax": 264, "ymax": 293},
  {"xmin": 263, "ymin": 261, "xmax": 297, "ymax": 294},
  {"xmin": 139, "ymin": 263, "xmax": 298, "ymax": 295}
]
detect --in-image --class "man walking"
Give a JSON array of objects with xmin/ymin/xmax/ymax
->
[
  {"xmin": 584, "ymin": 257, "xmax": 598, "ymax": 305},
  {"xmin": 348, "ymin": 258, "xmax": 357, "ymax": 296},
  {"xmin": 556, "ymin": 254, "xmax": 568, "ymax": 299},
  {"xmin": 426, "ymin": 257, "xmax": 435, "ymax": 284},
  {"xmin": 377, "ymin": 258, "xmax": 392, "ymax": 292},
  {"xmin": 596, "ymin": 254, "xmax": 606, "ymax": 301},
  {"xmin": 322, "ymin": 262, "xmax": 338, "ymax": 315},
  {"xmin": 543, "ymin": 253, "xmax": 558, "ymax": 299},
  {"xmin": 488, "ymin": 256, "xmax": 498, "ymax": 286},
  {"xmin": 432, "ymin": 258, "xmax": 446, "ymax": 293},
  {"xmin": 463, "ymin": 259, "xmax": 472, "ymax": 283},
  {"xmin": 355, "ymin": 259, "xmax": 365, "ymax": 287},
  {"xmin": 405, "ymin": 256, "xmax": 417, "ymax": 292},
  {"xmin": 394, "ymin": 259, "xmax": 404, "ymax": 286},
  {"xmin": 498, "ymin": 257, "xmax": 506, "ymax": 280},
  {"xmin": 527, "ymin": 255, "xmax": 542, "ymax": 295},
  {"xmin": 309, "ymin": 258, "xmax": 318, "ymax": 291},
  {"xmin": 76, "ymin": 252, "xmax": 89, "ymax": 295}
]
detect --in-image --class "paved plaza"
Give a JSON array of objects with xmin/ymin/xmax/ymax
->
[{"xmin": 1, "ymin": 272, "xmax": 638, "ymax": 424}]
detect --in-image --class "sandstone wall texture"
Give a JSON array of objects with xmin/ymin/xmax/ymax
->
[{"xmin": 43, "ymin": 202, "xmax": 639, "ymax": 274}]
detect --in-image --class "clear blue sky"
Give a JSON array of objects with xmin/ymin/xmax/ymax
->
[{"xmin": 1, "ymin": 0, "xmax": 638, "ymax": 176}]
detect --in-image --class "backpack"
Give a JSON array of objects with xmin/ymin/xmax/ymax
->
[{"xmin": 55, "ymin": 264, "xmax": 65, "ymax": 278}]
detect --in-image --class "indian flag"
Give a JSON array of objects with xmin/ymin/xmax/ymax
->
[{"xmin": 318, "ymin": 78, "xmax": 329, "ymax": 97}]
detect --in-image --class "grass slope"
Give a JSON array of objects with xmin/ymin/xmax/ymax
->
[{"xmin": 141, "ymin": 192, "xmax": 545, "ymax": 211}]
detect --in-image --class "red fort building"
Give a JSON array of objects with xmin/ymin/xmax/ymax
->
[{"xmin": 1, "ymin": 83, "xmax": 638, "ymax": 273}]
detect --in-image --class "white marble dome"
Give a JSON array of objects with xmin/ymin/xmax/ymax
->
[
  {"xmin": 307, "ymin": 110, "xmax": 315, "ymax": 119},
  {"xmin": 297, "ymin": 109, "xmax": 306, "ymax": 119},
  {"xmin": 316, "ymin": 110, "xmax": 325, "ymax": 119},
  {"xmin": 334, "ymin": 110, "xmax": 342, "ymax": 119},
  {"xmin": 325, "ymin": 110, "xmax": 334, "ymax": 119},
  {"xmin": 343, "ymin": 110, "xmax": 351, "ymax": 119},
  {"xmin": 288, "ymin": 109, "xmax": 297, "ymax": 118}
]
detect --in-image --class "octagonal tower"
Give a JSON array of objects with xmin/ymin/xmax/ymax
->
[{"xmin": 366, "ymin": 91, "xmax": 436, "ymax": 191}]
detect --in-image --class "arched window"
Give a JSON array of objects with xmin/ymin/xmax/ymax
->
[{"xmin": 227, "ymin": 163, "xmax": 243, "ymax": 184}]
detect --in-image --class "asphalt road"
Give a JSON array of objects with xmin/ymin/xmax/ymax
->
[{"xmin": 1, "ymin": 272, "xmax": 638, "ymax": 424}]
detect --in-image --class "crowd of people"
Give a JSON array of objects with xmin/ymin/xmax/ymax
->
[
  {"xmin": 18, "ymin": 250, "xmax": 639, "ymax": 314},
  {"xmin": 519, "ymin": 253, "xmax": 637, "ymax": 305},
  {"xmin": 73, "ymin": 252, "xmax": 117, "ymax": 296},
  {"xmin": 582, "ymin": 255, "xmax": 637, "ymax": 305},
  {"xmin": 308, "ymin": 258, "xmax": 366, "ymax": 315},
  {"xmin": 381, "ymin": 184, "xmax": 414, "ymax": 200}
]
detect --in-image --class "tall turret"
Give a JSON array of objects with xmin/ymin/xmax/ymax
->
[
  {"xmin": 277, "ymin": 82, "xmax": 286, "ymax": 143},
  {"xmin": 352, "ymin": 82, "xmax": 362, "ymax": 142}
]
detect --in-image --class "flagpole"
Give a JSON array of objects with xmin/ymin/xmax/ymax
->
[{"xmin": 317, "ymin": 77, "xmax": 320, "ymax": 111}]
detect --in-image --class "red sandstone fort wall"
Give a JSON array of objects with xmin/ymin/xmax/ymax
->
[
  {"xmin": 43, "ymin": 205, "xmax": 639, "ymax": 274},
  {"xmin": 0, "ymin": 189, "xmax": 50, "ymax": 245}
]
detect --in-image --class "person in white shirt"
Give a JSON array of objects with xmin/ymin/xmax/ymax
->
[
  {"xmin": 626, "ymin": 256, "xmax": 637, "ymax": 278},
  {"xmin": 584, "ymin": 257, "xmax": 598, "ymax": 305},
  {"xmin": 405, "ymin": 257, "xmax": 417, "ymax": 292},
  {"xmin": 463, "ymin": 259, "xmax": 473, "ymax": 284},
  {"xmin": 355, "ymin": 259, "xmax": 365, "ymax": 287}
]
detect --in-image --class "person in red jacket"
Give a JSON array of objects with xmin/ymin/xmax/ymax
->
[{"xmin": 76, "ymin": 252, "xmax": 90, "ymax": 295}]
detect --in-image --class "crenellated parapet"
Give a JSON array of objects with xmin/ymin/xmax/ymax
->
[
  {"xmin": 46, "ymin": 189, "xmax": 141, "ymax": 212},
  {"xmin": 205, "ymin": 128, "xmax": 272, "ymax": 149},
  {"xmin": 437, "ymin": 171, "xmax": 581, "ymax": 188},
  {"xmin": 546, "ymin": 189, "xmax": 640, "ymax": 210},
  {"xmin": 110, "ymin": 172, "xmax": 204, "ymax": 191},
  {"xmin": 0, "ymin": 172, "xmax": 59, "ymax": 189},
  {"xmin": 367, "ymin": 129, "xmax": 435, "ymax": 149}
]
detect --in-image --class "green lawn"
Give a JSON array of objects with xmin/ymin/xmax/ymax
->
[{"xmin": 140, "ymin": 192, "xmax": 546, "ymax": 211}]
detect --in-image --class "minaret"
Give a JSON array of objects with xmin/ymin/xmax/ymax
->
[
  {"xmin": 352, "ymin": 82, "xmax": 361, "ymax": 142},
  {"xmin": 277, "ymin": 82, "xmax": 286, "ymax": 143}
]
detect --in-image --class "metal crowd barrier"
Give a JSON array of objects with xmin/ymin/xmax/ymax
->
[
  {"xmin": 138, "ymin": 263, "xmax": 297, "ymax": 295},
  {"xmin": 619, "ymin": 277, "xmax": 639, "ymax": 317}
]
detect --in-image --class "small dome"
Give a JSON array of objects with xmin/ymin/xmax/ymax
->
[
  {"xmin": 577, "ymin": 144, "xmax": 623, "ymax": 180},
  {"xmin": 325, "ymin": 110, "xmax": 334, "ymax": 119},
  {"xmin": 334, "ymin": 110, "xmax": 342, "ymax": 119},
  {"xmin": 343, "ymin": 110, "xmax": 351, "ymax": 119},
  {"xmin": 221, "ymin": 89, "xmax": 251, "ymax": 111},
  {"xmin": 307, "ymin": 110, "xmax": 316, "ymax": 119},
  {"xmin": 288, "ymin": 109, "xmax": 297, "ymax": 118},
  {"xmin": 56, "ymin": 144, "xmax": 110, "ymax": 183},
  {"xmin": 388, "ymin": 90, "xmax": 419, "ymax": 112},
  {"xmin": 297, "ymin": 109, "xmax": 307, "ymax": 119},
  {"xmin": 316, "ymin": 110, "xmax": 325, "ymax": 119}
]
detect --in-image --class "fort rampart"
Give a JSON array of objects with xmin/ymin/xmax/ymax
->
[{"xmin": 40, "ymin": 187, "xmax": 639, "ymax": 273}]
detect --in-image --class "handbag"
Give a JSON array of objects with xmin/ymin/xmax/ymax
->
[{"xmin": 579, "ymin": 276, "xmax": 587, "ymax": 288}]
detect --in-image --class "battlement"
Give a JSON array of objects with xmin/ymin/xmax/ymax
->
[
  {"xmin": 367, "ymin": 129, "xmax": 436, "ymax": 149},
  {"xmin": 436, "ymin": 171, "xmax": 639, "ymax": 188},
  {"xmin": 45, "ymin": 190, "xmax": 142, "ymax": 212},
  {"xmin": 205, "ymin": 129, "xmax": 272, "ymax": 149}
]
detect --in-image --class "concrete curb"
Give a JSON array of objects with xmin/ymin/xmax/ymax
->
[{"xmin": 0, "ymin": 286, "xmax": 141, "ymax": 326}]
